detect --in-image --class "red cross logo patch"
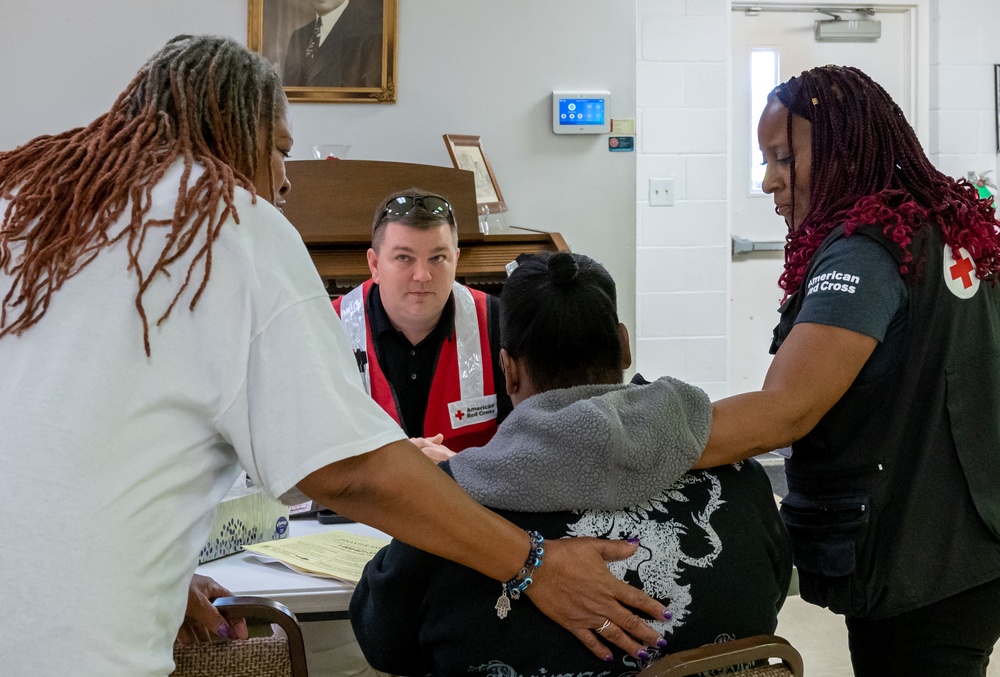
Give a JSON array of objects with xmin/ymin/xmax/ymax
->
[
  {"xmin": 943, "ymin": 244, "xmax": 980, "ymax": 299},
  {"xmin": 448, "ymin": 396, "xmax": 497, "ymax": 429}
]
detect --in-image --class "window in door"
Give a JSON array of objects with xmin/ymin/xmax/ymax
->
[{"xmin": 749, "ymin": 48, "xmax": 779, "ymax": 194}]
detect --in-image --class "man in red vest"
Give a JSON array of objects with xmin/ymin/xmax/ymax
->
[{"xmin": 333, "ymin": 190, "xmax": 511, "ymax": 455}]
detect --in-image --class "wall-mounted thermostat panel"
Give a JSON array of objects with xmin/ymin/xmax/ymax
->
[{"xmin": 552, "ymin": 91, "xmax": 611, "ymax": 134}]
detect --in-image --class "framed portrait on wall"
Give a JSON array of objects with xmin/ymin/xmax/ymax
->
[
  {"xmin": 442, "ymin": 134, "xmax": 508, "ymax": 215},
  {"xmin": 248, "ymin": 0, "xmax": 397, "ymax": 103}
]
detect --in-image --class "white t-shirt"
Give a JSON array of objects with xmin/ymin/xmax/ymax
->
[{"xmin": 0, "ymin": 160, "xmax": 405, "ymax": 676}]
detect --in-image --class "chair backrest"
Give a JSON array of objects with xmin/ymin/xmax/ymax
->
[
  {"xmin": 637, "ymin": 634, "xmax": 804, "ymax": 677},
  {"xmin": 171, "ymin": 596, "xmax": 309, "ymax": 677}
]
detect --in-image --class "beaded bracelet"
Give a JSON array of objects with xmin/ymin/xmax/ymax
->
[{"xmin": 495, "ymin": 530, "xmax": 545, "ymax": 619}]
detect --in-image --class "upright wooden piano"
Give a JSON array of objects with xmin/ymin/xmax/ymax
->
[{"xmin": 281, "ymin": 159, "xmax": 568, "ymax": 295}]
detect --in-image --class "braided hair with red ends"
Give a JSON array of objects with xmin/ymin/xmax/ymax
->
[
  {"xmin": 0, "ymin": 34, "xmax": 282, "ymax": 355},
  {"xmin": 772, "ymin": 64, "xmax": 1000, "ymax": 296}
]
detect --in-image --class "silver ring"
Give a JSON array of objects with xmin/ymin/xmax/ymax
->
[{"xmin": 596, "ymin": 619, "xmax": 612, "ymax": 634}]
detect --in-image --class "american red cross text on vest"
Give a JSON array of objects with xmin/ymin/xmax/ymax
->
[{"xmin": 950, "ymin": 253, "xmax": 975, "ymax": 289}]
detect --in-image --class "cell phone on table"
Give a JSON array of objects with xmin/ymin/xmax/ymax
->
[{"xmin": 316, "ymin": 508, "xmax": 355, "ymax": 524}]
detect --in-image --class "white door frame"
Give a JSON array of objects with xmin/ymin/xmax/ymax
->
[{"xmin": 730, "ymin": 1, "xmax": 929, "ymax": 145}]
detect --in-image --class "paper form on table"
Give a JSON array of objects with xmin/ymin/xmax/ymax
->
[{"xmin": 243, "ymin": 530, "xmax": 389, "ymax": 583}]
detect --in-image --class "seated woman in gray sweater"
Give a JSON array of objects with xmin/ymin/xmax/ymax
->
[{"xmin": 350, "ymin": 252, "xmax": 792, "ymax": 676}]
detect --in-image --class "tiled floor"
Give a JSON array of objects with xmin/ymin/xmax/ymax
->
[
  {"xmin": 776, "ymin": 593, "xmax": 1000, "ymax": 676},
  {"xmin": 775, "ymin": 596, "xmax": 852, "ymax": 676}
]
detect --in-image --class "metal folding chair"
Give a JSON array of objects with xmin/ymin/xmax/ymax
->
[{"xmin": 637, "ymin": 634, "xmax": 804, "ymax": 677}]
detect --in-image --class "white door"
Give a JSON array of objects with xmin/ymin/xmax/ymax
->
[{"xmin": 729, "ymin": 5, "xmax": 917, "ymax": 394}]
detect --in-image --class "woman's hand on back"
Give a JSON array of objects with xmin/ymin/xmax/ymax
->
[{"xmin": 527, "ymin": 537, "xmax": 668, "ymax": 661}]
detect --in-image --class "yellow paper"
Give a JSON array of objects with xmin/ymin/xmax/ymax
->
[{"xmin": 243, "ymin": 530, "xmax": 389, "ymax": 583}]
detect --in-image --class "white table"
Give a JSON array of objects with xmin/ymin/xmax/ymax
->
[
  {"xmin": 196, "ymin": 518, "xmax": 389, "ymax": 621},
  {"xmin": 196, "ymin": 518, "xmax": 391, "ymax": 677}
]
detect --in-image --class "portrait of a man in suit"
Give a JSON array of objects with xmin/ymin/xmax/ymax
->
[
  {"xmin": 253, "ymin": 0, "xmax": 393, "ymax": 101},
  {"xmin": 271, "ymin": 0, "xmax": 385, "ymax": 89}
]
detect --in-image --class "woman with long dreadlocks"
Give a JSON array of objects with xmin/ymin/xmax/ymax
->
[
  {"xmin": 0, "ymin": 35, "xmax": 668, "ymax": 676},
  {"xmin": 698, "ymin": 65, "xmax": 1000, "ymax": 675}
]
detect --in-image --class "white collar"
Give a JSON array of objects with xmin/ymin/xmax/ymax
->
[{"xmin": 315, "ymin": 0, "xmax": 350, "ymax": 45}]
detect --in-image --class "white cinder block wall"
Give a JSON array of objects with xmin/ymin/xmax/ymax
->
[
  {"xmin": 929, "ymin": 0, "xmax": 1000, "ymax": 181},
  {"xmin": 635, "ymin": 0, "xmax": 731, "ymax": 400}
]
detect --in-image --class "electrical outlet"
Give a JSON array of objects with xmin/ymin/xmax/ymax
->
[{"xmin": 649, "ymin": 178, "xmax": 674, "ymax": 206}]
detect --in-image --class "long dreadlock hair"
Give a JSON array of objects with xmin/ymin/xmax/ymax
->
[
  {"xmin": 773, "ymin": 64, "xmax": 1000, "ymax": 296},
  {"xmin": 0, "ymin": 34, "xmax": 283, "ymax": 355}
]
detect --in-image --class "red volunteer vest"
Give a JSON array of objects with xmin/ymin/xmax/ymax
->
[{"xmin": 333, "ymin": 280, "xmax": 498, "ymax": 451}]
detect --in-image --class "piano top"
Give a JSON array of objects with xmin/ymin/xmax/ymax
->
[{"xmin": 281, "ymin": 159, "xmax": 568, "ymax": 294}]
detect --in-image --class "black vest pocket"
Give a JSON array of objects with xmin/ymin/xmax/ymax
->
[
  {"xmin": 779, "ymin": 493, "xmax": 869, "ymax": 578},
  {"xmin": 947, "ymin": 352, "xmax": 1000, "ymax": 540}
]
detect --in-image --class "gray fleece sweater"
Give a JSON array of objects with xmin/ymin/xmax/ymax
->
[{"xmin": 448, "ymin": 375, "xmax": 712, "ymax": 512}]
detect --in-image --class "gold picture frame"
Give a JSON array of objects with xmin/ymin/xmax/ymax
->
[
  {"xmin": 442, "ymin": 134, "xmax": 508, "ymax": 215},
  {"xmin": 248, "ymin": 0, "xmax": 397, "ymax": 103}
]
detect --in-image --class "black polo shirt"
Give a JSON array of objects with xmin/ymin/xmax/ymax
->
[
  {"xmin": 366, "ymin": 285, "xmax": 511, "ymax": 438},
  {"xmin": 368, "ymin": 285, "xmax": 453, "ymax": 437}
]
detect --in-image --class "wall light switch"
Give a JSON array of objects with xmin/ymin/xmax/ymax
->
[{"xmin": 649, "ymin": 178, "xmax": 674, "ymax": 206}]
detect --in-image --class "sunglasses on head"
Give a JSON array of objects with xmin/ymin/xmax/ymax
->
[{"xmin": 377, "ymin": 195, "xmax": 454, "ymax": 224}]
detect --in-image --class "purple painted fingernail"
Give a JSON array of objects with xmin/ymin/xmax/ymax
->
[
  {"xmin": 217, "ymin": 622, "xmax": 231, "ymax": 639},
  {"xmin": 638, "ymin": 650, "xmax": 650, "ymax": 660},
  {"xmin": 663, "ymin": 610, "xmax": 673, "ymax": 620},
  {"xmin": 626, "ymin": 537, "xmax": 640, "ymax": 545},
  {"xmin": 657, "ymin": 638, "xmax": 668, "ymax": 648},
  {"xmin": 604, "ymin": 654, "xmax": 615, "ymax": 663}
]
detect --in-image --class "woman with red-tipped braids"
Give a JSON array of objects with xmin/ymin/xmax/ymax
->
[{"xmin": 698, "ymin": 65, "xmax": 1000, "ymax": 675}]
